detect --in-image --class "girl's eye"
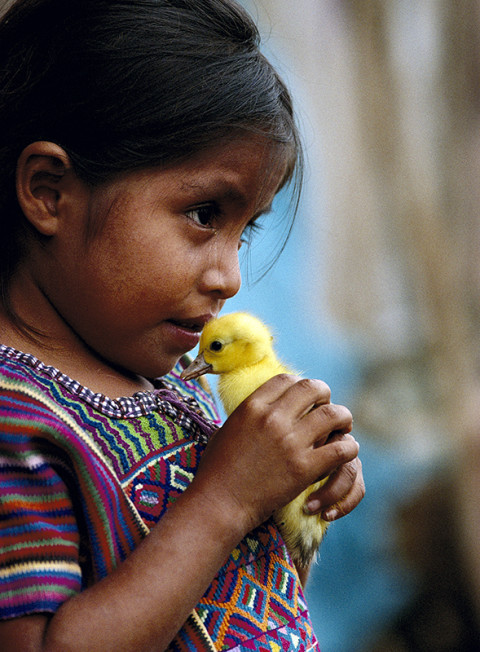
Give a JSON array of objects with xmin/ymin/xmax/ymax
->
[{"xmin": 185, "ymin": 204, "xmax": 219, "ymax": 229}]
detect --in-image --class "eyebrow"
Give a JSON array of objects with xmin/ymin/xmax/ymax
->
[
  {"xmin": 181, "ymin": 178, "xmax": 274, "ymax": 217},
  {"xmin": 181, "ymin": 178, "xmax": 247, "ymax": 204}
]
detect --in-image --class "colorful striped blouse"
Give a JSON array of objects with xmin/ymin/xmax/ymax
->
[{"xmin": 0, "ymin": 345, "xmax": 320, "ymax": 651}]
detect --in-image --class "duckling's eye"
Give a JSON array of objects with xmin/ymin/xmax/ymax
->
[{"xmin": 210, "ymin": 340, "xmax": 223, "ymax": 352}]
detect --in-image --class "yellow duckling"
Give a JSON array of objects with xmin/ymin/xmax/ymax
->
[{"xmin": 181, "ymin": 311, "xmax": 329, "ymax": 568}]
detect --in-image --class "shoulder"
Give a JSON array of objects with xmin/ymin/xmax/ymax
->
[
  {"xmin": 0, "ymin": 347, "xmax": 56, "ymax": 424},
  {"xmin": 0, "ymin": 345, "xmax": 62, "ymax": 411},
  {"xmin": 0, "ymin": 347, "xmax": 105, "ymax": 466}
]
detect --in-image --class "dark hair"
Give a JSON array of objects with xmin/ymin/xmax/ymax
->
[{"xmin": 0, "ymin": 0, "xmax": 302, "ymax": 314}]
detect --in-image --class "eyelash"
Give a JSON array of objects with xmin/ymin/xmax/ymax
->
[
  {"xmin": 185, "ymin": 203, "xmax": 220, "ymax": 229},
  {"xmin": 185, "ymin": 202, "xmax": 264, "ymax": 245},
  {"xmin": 240, "ymin": 219, "xmax": 263, "ymax": 245}
]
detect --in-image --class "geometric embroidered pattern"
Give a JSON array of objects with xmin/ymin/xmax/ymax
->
[
  {"xmin": 195, "ymin": 521, "xmax": 319, "ymax": 651},
  {"xmin": 119, "ymin": 435, "xmax": 320, "ymax": 649},
  {"xmin": 0, "ymin": 346, "xmax": 320, "ymax": 650},
  {"xmin": 225, "ymin": 616, "xmax": 319, "ymax": 651},
  {"xmin": 124, "ymin": 464, "xmax": 321, "ymax": 650},
  {"xmin": 124, "ymin": 444, "xmax": 199, "ymax": 528}
]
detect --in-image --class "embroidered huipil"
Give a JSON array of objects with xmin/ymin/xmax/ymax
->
[{"xmin": 0, "ymin": 345, "xmax": 320, "ymax": 651}]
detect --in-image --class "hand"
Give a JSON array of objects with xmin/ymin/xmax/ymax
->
[
  {"xmin": 304, "ymin": 432, "xmax": 365, "ymax": 520},
  {"xmin": 191, "ymin": 374, "xmax": 359, "ymax": 536}
]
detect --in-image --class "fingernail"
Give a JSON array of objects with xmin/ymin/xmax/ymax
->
[
  {"xmin": 322, "ymin": 509, "xmax": 337, "ymax": 521},
  {"xmin": 304, "ymin": 499, "xmax": 321, "ymax": 514}
]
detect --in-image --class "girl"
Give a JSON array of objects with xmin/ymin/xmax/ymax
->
[{"xmin": 0, "ymin": 0, "xmax": 365, "ymax": 650}]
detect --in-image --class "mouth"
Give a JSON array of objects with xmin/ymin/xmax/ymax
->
[
  {"xmin": 163, "ymin": 314, "xmax": 214, "ymax": 353},
  {"xmin": 166, "ymin": 315, "xmax": 213, "ymax": 332}
]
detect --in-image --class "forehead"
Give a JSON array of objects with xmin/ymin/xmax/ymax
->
[
  {"xmin": 174, "ymin": 135, "xmax": 291, "ymax": 208},
  {"xmin": 86, "ymin": 134, "xmax": 292, "ymax": 240}
]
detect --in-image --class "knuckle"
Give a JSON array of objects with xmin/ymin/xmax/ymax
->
[
  {"xmin": 322, "ymin": 403, "xmax": 352, "ymax": 428},
  {"xmin": 276, "ymin": 372, "xmax": 297, "ymax": 383},
  {"xmin": 319, "ymin": 403, "xmax": 338, "ymax": 420},
  {"xmin": 330, "ymin": 440, "xmax": 351, "ymax": 465},
  {"xmin": 298, "ymin": 377, "xmax": 331, "ymax": 400},
  {"xmin": 297, "ymin": 378, "xmax": 315, "ymax": 391},
  {"xmin": 243, "ymin": 394, "xmax": 264, "ymax": 415},
  {"xmin": 264, "ymin": 411, "xmax": 283, "ymax": 434},
  {"xmin": 271, "ymin": 373, "xmax": 299, "ymax": 389},
  {"xmin": 340, "ymin": 459, "xmax": 358, "ymax": 484}
]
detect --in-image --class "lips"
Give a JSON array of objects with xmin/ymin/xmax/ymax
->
[
  {"xmin": 164, "ymin": 314, "xmax": 214, "ymax": 351},
  {"xmin": 167, "ymin": 319, "xmax": 202, "ymax": 332},
  {"xmin": 167, "ymin": 314, "xmax": 213, "ymax": 332}
]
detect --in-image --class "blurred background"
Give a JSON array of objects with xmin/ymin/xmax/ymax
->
[
  {"xmin": 227, "ymin": 1, "xmax": 480, "ymax": 650},
  {"xmin": 3, "ymin": 0, "xmax": 477, "ymax": 647}
]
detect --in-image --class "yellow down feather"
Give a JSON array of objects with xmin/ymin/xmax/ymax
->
[{"xmin": 181, "ymin": 311, "xmax": 329, "ymax": 567}]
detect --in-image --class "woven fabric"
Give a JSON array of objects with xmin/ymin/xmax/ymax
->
[
  {"xmin": 192, "ymin": 521, "xmax": 319, "ymax": 651},
  {"xmin": 0, "ymin": 345, "xmax": 320, "ymax": 650}
]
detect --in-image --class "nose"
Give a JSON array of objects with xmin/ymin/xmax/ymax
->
[{"xmin": 199, "ymin": 240, "xmax": 242, "ymax": 299}]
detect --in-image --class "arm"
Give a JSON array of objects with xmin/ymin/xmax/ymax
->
[
  {"xmin": 0, "ymin": 375, "xmax": 359, "ymax": 652},
  {"xmin": 0, "ymin": 487, "xmax": 249, "ymax": 652}
]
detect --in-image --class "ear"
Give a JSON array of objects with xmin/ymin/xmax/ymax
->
[{"xmin": 16, "ymin": 141, "xmax": 72, "ymax": 236}]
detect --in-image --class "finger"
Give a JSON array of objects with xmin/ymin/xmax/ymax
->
[
  {"xmin": 305, "ymin": 438, "xmax": 359, "ymax": 511},
  {"xmin": 309, "ymin": 434, "xmax": 359, "ymax": 489},
  {"xmin": 301, "ymin": 403, "xmax": 353, "ymax": 447},
  {"xmin": 242, "ymin": 373, "xmax": 301, "ymax": 406},
  {"xmin": 322, "ymin": 458, "xmax": 365, "ymax": 521},
  {"xmin": 272, "ymin": 377, "xmax": 331, "ymax": 418},
  {"xmin": 309, "ymin": 455, "xmax": 365, "ymax": 520}
]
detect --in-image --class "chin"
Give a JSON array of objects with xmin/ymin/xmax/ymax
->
[
  {"xmin": 104, "ymin": 352, "xmax": 178, "ymax": 384},
  {"xmin": 139, "ymin": 356, "xmax": 183, "ymax": 381}
]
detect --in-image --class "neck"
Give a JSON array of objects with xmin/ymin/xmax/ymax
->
[
  {"xmin": 0, "ymin": 311, "xmax": 154, "ymax": 398},
  {"xmin": 1, "ymin": 269, "xmax": 155, "ymax": 397}
]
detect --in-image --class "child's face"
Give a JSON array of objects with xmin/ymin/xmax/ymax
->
[{"xmin": 37, "ymin": 136, "xmax": 287, "ymax": 378}]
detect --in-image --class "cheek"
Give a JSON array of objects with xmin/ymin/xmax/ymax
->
[
  {"xmin": 81, "ymin": 208, "xmax": 206, "ymax": 313},
  {"xmin": 92, "ymin": 243, "xmax": 196, "ymax": 315}
]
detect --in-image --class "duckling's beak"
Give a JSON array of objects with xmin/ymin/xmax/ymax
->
[{"xmin": 180, "ymin": 353, "xmax": 213, "ymax": 381}]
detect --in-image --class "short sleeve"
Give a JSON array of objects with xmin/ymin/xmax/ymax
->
[{"xmin": 0, "ymin": 399, "xmax": 82, "ymax": 619}]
